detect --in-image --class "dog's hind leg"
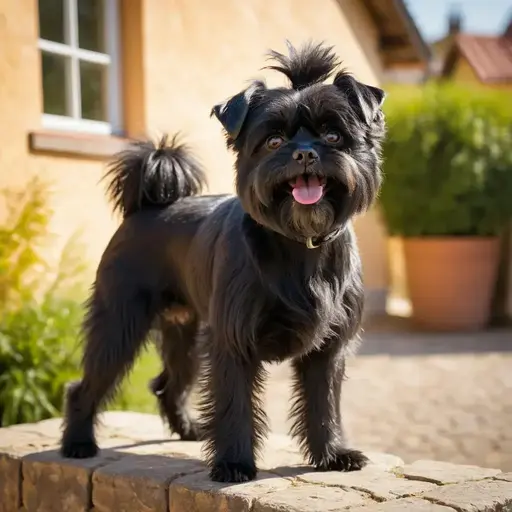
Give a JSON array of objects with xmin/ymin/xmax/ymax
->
[
  {"xmin": 150, "ymin": 308, "xmax": 201, "ymax": 441},
  {"xmin": 61, "ymin": 288, "xmax": 156, "ymax": 458}
]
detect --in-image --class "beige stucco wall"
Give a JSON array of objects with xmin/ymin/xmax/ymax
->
[
  {"xmin": 134, "ymin": 0, "xmax": 389, "ymax": 301},
  {"xmin": 0, "ymin": 0, "xmax": 389, "ymax": 306},
  {"xmin": 0, "ymin": 0, "xmax": 119, "ymax": 272}
]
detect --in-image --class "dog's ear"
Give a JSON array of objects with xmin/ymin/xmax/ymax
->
[
  {"xmin": 211, "ymin": 81, "xmax": 265, "ymax": 140},
  {"xmin": 333, "ymin": 72, "xmax": 385, "ymax": 125}
]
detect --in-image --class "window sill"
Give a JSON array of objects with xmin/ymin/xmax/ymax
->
[{"xmin": 28, "ymin": 130, "xmax": 128, "ymax": 160}]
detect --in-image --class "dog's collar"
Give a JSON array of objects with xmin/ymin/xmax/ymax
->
[{"xmin": 305, "ymin": 226, "xmax": 344, "ymax": 249}]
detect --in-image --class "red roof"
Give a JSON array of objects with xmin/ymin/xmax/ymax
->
[{"xmin": 453, "ymin": 33, "xmax": 512, "ymax": 83}]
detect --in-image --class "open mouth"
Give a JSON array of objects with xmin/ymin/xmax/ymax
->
[{"xmin": 289, "ymin": 175, "xmax": 326, "ymax": 205}]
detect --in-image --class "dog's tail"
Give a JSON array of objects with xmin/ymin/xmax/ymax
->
[{"xmin": 104, "ymin": 134, "xmax": 207, "ymax": 219}]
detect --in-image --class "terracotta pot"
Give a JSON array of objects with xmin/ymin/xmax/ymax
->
[{"xmin": 403, "ymin": 237, "xmax": 501, "ymax": 331}]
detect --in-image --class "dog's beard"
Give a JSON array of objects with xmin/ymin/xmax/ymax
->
[
  {"xmin": 239, "ymin": 150, "xmax": 376, "ymax": 241},
  {"xmin": 286, "ymin": 199, "xmax": 336, "ymax": 238}
]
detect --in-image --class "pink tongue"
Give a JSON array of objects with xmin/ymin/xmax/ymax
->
[{"xmin": 291, "ymin": 175, "xmax": 324, "ymax": 205}]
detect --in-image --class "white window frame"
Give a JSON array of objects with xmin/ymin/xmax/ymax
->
[{"xmin": 38, "ymin": 0, "xmax": 123, "ymax": 135}]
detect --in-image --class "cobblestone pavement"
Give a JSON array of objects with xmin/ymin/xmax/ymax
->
[
  {"xmin": 4, "ymin": 413, "xmax": 512, "ymax": 511},
  {"xmin": 264, "ymin": 317, "xmax": 512, "ymax": 472}
]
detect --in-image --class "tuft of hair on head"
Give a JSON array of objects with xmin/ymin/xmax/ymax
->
[
  {"xmin": 103, "ymin": 134, "xmax": 207, "ymax": 219},
  {"xmin": 265, "ymin": 40, "xmax": 340, "ymax": 90}
]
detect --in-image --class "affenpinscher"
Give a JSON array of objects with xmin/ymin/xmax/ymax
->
[{"xmin": 61, "ymin": 41, "xmax": 386, "ymax": 483}]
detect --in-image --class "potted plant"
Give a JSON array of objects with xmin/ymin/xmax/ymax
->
[{"xmin": 380, "ymin": 85, "xmax": 512, "ymax": 331}]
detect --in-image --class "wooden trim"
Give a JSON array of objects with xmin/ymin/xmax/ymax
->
[
  {"xmin": 28, "ymin": 130, "xmax": 128, "ymax": 160},
  {"xmin": 360, "ymin": 0, "xmax": 430, "ymax": 67},
  {"xmin": 391, "ymin": 0, "xmax": 431, "ymax": 62}
]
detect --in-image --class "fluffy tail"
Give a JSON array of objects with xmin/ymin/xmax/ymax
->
[{"xmin": 104, "ymin": 134, "xmax": 207, "ymax": 218}]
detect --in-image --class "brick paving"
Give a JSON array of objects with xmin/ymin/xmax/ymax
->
[
  {"xmin": 2, "ymin": 413, "xmax": 512, "ymax": 511},
  {"xmin": 265, "ymin": 317, "xmax": 512, "ymax": 472},
  {"xmin": 1, "ymin": 317, "xmax": 511, "ymax": 511}
]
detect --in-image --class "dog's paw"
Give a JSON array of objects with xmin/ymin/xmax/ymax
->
[
  {"xmin": 210, "ymin": 460, "xmax": 257, "ymax": 483},
  {"xmin": 61, "ymin": 439, "xmax": 99, "ymax": 459},
  {"xmin": 316, "ymin": 449, "xmax": 369, "ymax": 472}
]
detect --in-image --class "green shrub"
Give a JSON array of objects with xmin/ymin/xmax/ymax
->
[
  {"xmin": 0, "ymin": 298, "xmax": 83, "ymax": 425},
  {"xmin": 0, "ymin": 179, "xmax": 86, "ymax": 426},
  {"xmin": 380, "ymin": 85, "xmax": 512, "ymax": 237}
]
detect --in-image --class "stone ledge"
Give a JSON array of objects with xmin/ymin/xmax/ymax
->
[
  {"xmin": 1, "ymin": 412, "xmax": 511, "ymax": 512},
  {"xmin": 28, "ymin": 130, "xmax": 127, "ymax": 160}
]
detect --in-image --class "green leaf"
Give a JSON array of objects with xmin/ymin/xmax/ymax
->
[{"xmin": 0, "ymin": 179, "xmax": 86, "ymax": 426}]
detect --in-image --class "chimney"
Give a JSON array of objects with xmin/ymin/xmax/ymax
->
[
  {"xmin": 503, "ymin": 14, "xmax": 512, "ymax": 39},
  {"xmin": 448, "ymin": 6, "xmax": 463, "ymax": 35}
]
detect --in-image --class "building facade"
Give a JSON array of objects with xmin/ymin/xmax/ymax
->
[{"xmin": 0, "ymin": 0, "xmax": 427, "ymax": 315}]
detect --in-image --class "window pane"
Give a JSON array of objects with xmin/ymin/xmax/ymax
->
[
  {"xmin": 38, "ymin": 0, "xmax": 65, "ymax": 43},
  {"xmin": 78, "ymin": 0, "xmax": 105, "ymax": 52},
  {"xmin": 41, "ymin": 51, "xmax": 70, "ymax": 116},
  {"xmin": 80, "ymin": 61, "xmax": 107, "ymax": 121}
]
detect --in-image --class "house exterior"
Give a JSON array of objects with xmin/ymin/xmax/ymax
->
[
  {"xmin": 440, "ymin": 23, "xmax": 512, "ymax": 89},
  {"xmin": 0, "ymin": 0, "xmax": 428, "ymax": 316},
  {"xmin": 426, "ymin": 11, "xmax": 464, "ymax": 82},
  {"xmin": 430, "ymin": 13, "xmax": 512, "ymax": 90}
]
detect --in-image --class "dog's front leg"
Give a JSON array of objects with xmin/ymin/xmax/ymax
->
[
  {"xmin": 200, "ymin": 347, "xmax": 268, "ymax": 483},
  {"xmin": 290, "ymin": 338, "xmax": 368, "ymax": 472}
]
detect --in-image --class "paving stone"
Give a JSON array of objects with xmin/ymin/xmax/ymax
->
[
  {"xmin": 3, "ymin": 419, "xmax": 63, "ymax": 438},
  {"xmin": 114, "ymin": 433, "xmax": 306, "ymax": 469},
  {"xmin": 22, "ymin": 448, "xmax": 125, "ymax": 512},
  {"xmin": 169, "ymin": 470, "xmax": 292, "ymax": 512},
  {"xmin": 97, "ymin": 412, "xmax": 169, "ymax": 441},
  {"xmin": 350, "ymin": 497, "xmax": 456, "ymax": 511},
  {"xmin": 119, "ymin": 434, "xmax": 404, "ymax": 474},
  {"xmin": 402, "ymin": 460, "xmax": 502, "ymax": 485},
  {"xmin": 0, "ymin": 429, "xmax": 57, "ymax": 512},
  {"xmin": 98, "ymin": 435, "xmax": 158, "ymax": 451},
  {"xmin": 259, "ymin": 435, "xmax": 305, "ymax": 469},
  {"xmin": 252, "ymin": 484, "xmax": 371, "ymax": 512},
  {"xmin": 122, "ymin": 439, "xmax": 204, "ymax": 460},
  {"xmin": 270, "ymin": 452, "xmax": 405, "ymax": 478},
  {"xmin": 93, "ymin": 454, "xmax": 204, "ymax": 512},
  {"xmin": 288, "ymin": 466, "xmax": 435, "ymax": 501},
  {"xmin": 4, "ymin": 409, "xmax": 512, "ymax": 512},
  {"xmin": 265, "ymin": 329, "xmax": 512, "ymax": 473},
  {"xmin": 421, "ymin": 479, "xmax": 512, "ymax": 512},
  {"xmin": 0, "ymin": 428, "xmax": 58, "ymax": 453},
  {"xmin": 365, "ymin": 453, "xmax": 405, "ymax": 470},
  {"xmin": 494, "ymin": 473, "xmax": 512, "ymax": 483}
]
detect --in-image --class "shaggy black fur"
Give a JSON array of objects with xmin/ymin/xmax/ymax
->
[{"xmin": 60, "ymin": 41, "xmax": 386, "ymax": 483}]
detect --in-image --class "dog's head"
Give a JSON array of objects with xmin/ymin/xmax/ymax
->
[{"xmin": 211, "ymin": 41, "xmax": 386, "ymax": 242}]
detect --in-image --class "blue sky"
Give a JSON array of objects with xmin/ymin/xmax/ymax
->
[{"xmin": 405, "ymin": 0, "xmax": 512, "ymax": 42}]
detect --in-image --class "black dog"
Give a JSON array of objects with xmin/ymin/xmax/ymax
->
[{"xmin": 60, "ymin": 42, "xmax": 386, "ymax": 483}]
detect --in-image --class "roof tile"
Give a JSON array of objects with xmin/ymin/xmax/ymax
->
[{"xmin": 455, "ymin": 33, "xmax": 512, "ymax": 83}]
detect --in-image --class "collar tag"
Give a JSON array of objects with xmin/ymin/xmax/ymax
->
[
  {"xmin": 306, "ymin": 237, "xmax": 320, "ymax": 249},
  {"xmin": 305, "ymin": 226, "xmax": 344, "ymax": 249}
]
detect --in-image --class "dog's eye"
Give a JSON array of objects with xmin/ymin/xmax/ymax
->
[
  {"xmin": 266, "ymin": 135, "xmax": 284, "ymax": 150},
  {"xmin": 324, "ymin": 131, "xmax": 342, "ymax": 144}
]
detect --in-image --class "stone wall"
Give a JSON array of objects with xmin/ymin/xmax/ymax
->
[{"xmin": 1, "ymin": 412, "xmax": 511, "ymax": 512}]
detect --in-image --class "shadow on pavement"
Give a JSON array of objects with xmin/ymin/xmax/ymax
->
[{"xmin": 359, "ymin": 315, "xmax": 512, "ymax": 356}]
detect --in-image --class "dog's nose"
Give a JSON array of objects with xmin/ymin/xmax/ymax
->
[{"xmin": 292, "ymin": 148, "xmax": 319, "ymax": 166}]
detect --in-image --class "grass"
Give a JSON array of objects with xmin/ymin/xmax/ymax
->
[
  {"xmin": 109, "ymin": 343, "xmax": 161, "ymax": 414},
  {"xmin": 64, "ymin": 328, "xmax": 162, "ymax": 415}
]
